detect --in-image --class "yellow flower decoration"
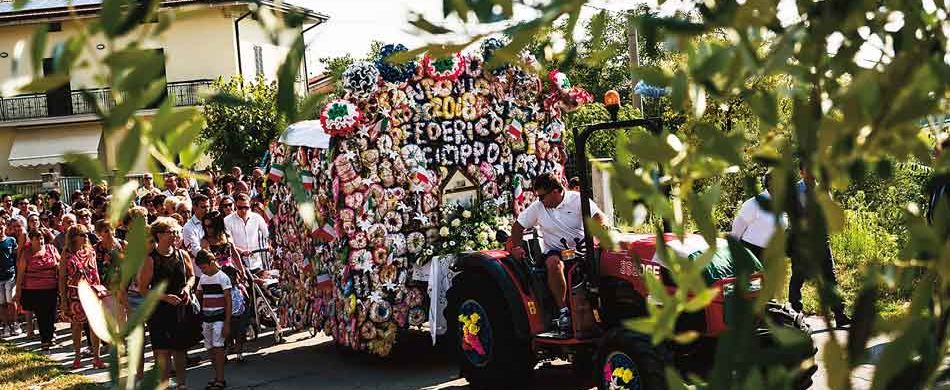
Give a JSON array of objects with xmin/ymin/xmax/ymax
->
[{"xmin": 622, "ymin": 368, "xmax": 634, "ymax": 383}]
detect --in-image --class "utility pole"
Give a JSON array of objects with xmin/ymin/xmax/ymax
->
[{"xmin": 626, "ymin": 10, "xmax": 643, "ymax": 113}]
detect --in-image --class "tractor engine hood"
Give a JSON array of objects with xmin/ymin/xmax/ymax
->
[{"xmin": 610, "ymin": 233, "xmax": 764, "ymax": 286}]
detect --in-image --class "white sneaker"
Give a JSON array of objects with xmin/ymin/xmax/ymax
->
[
  {"xmin": 12, "ymin": 325, "xmax": 22, "ymax": 336},
  {"xmin": 1, "ymin": 327, "xmax": 8, "ymax": 338}
]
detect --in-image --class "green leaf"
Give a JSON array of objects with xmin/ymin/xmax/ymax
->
[
  {"xmin": 18, "ymin": 74, "xmax": 69, "ymax": 93},
  {"xmin": 276, "ymin": 35, "xmax": 305, "ymax": 122},
  {"xmin": 682, "ymin": 287, "xmax": 718, "ymax": 312},
  {"xmin": 123, "ymin": 281, "xmax": 166, "ymax": 336},
  {"xmin": 746, "ymin": 89, "xmax": 778, "ymax": 126},
  {"xmin": 108, "ymin": 180, "xmax": 138, "ymax": 225},
  {"xmin": 815, "ymin": 192, "xmax": 844, "ymax": 233},
  {"xmin": 665, "ymin": 367, "xmax": 690, "ymax": 390},
  {"xmin": 205, "ymin": 92, "xmax": 256, "ymax": 107},
  {"xmin": 64, "ymin": 153, "xmax": 105, "ymax": 183},
  {"xmin": 100, "ymin": 0, "xmax": 124, "ymax": 36},
  {"xmin": 670, "ymin": 70, "xmax": 688, "ymax": 110},
  {"xmin": 119, "ymin": 216, "xmax": 147, "ymax": 289},
  {"xmin": 78, "ymin": 280, "xmax": 115, "ymax": 344},
  {"xmin": 12, "ymin": 0, "xmax": 30, "ymax": 10},
  {"xmin": 116, "ymin": 120, "xmax": 143, "ymax": 178},
  {"xmin": 410, "ymin": 15, "xmax": 454, "ymax": 34},
  {"xmin": 125, "ymin": 325, "xmax": 145, "ymax": 390},
  {"xmin": 686, "ymin": 183, "xmax": 720, "ymax": 245},
  {"xmin": 632, "ymin": 66, "xmax": 672, "ymax": 87},
  {"xmin": 29, "ymin": 24, "xmax": 49, "ymax": 74},
  {"xmin": 585, "ymin": 217, "xmax": 615, "ymax": 250}
]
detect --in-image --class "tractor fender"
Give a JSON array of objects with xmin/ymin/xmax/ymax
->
[{"xmin": 451, "ymin": 251, "xmax": 535, "ymax": 340}]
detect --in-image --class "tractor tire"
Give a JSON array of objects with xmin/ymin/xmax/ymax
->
[
  {"xmin": 447, "ymin": 275, "xmax": 534, "ymax": 389},
  {"xmin": 760, "ymin": 302, "xmax": 817, "ymax": 390},
  {"xmin": 594, "ymin": 328, "xmax": 669, "ymax": 390}
]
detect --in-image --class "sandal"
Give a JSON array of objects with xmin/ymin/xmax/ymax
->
[
  {"xmin": 71, "ymin": 357, "xmax": 82, "ymax": 369},
  {"xmin": 205, "ymin": 380, "xmax": 226, "ymax": 390}
]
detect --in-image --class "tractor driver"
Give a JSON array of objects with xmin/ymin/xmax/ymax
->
[{"xmin": 507, "ymin": 172, "xmax": 607, "ymax": 334}]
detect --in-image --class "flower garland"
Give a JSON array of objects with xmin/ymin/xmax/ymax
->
[
  {"xmin": 422, "ymin": 53, "xmax": 464, "ymax": 81},
  {"xmin": 432, "ymin": 199, "xmax": 511, "ymax": 257},
  {"xmin": 321, "ymin": 99, "xmax": 363, "ymax": 136}
]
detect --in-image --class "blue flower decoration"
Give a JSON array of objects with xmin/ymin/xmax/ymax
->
[
  {"xmin": 375, "ymin": 43, "xmax": 417, "ymax": 83},
  {"xmin": 634, "ymin": 80, "xmax": 669, "ymax": 98},
  {"xmin": 480, "ymin": 37, "xmax": 509, "ymax": 75}
]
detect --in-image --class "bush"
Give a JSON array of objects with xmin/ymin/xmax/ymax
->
[{"xmin": 799, "ymin": 202, "xmax": 909, "ymax": 319}]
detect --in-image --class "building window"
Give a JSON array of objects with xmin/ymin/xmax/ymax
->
[
  {"xmin": 253, "ymin": 45, "xmax": 264, "ymax": 76},
  {"xmin": 48, "ymin": 22, "xmax": 62, "ymax": 32}
]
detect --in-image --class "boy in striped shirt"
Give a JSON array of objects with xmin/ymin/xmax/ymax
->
[{"xmin": 196, "ymin": 249, "xmax": 231, "ymax": 390}]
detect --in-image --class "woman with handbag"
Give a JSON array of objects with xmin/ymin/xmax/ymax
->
[
  {"xmin": 138, "ymin": 217, "xmax": 196, "ymax": 389},
  {"xmin": 13, "ymin": 229, "xmax": 59, "ymax": 350},
  {"xmin": 59, "ymin": 224, "xmax": 107, "ymax": 369}
]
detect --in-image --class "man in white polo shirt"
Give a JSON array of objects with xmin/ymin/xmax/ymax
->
[
  {"xmin": 223, "ymin": 193, "xmax": 269, "ymax": 277},
  {"xmin": 730, "ymin": 172, "xmax": 788, "ymax": 259},
  {"xmin": 507, "ymin": 172, "xmax": 607, "ymax": 334}
]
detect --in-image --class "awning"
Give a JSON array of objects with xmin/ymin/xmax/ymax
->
[
  {"xmin": 279, "ymin": 120, "xmax": 331, "ymax": 149},
  {"xmin": 8, "ymin": 127, "xmax": 102, "ymax": 167}
]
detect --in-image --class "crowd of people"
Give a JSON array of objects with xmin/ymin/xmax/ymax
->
[{"xmin": 0, "ymin": 166, "xmax": 272, "ymax": 390}]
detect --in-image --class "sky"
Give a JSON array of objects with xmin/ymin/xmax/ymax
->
[{"xmin": 288, "ymin": 0, "xmax": 817, "ymax": 77}]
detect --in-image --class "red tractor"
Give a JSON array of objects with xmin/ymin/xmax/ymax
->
[{"xmin": 445, "ymin": 109, "xmax": 817, "ymax": 389}]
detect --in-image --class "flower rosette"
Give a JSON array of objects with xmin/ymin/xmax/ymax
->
[
  {"xmin": 422, "ymin": 52, "xmax": 464, "ymax": 81},
  {"xmin": 406, "ymin": 231, "xmax": 426, "ymax": 254},
  {"xmin": 548, "ymin": 69, "xmax": 572, "ymax": 92},
  {"xmin": 375, "ymin": 43, "xmax": 417, "ymax": 83},
  {"xmin": 342, "ymin": 61, "xmax": 380, "ymax": 98},
  {"xmin": 321, "ymin": 99, "xmax": 363, "ymax": 137}
]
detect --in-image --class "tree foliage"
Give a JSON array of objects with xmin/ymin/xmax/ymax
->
[
  {"xmin": 201, "ymin": 75, "xmax": 284, "ymax": 170},
  {"xmin": 413, "ymin": 0, "xmax": 950, "ymax": 388},
  {"xmin": 3, "ymin": 0, "xmax": 318, "ymax": 388}
]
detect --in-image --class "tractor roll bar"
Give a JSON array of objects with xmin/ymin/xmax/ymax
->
[{"xmin": 572, "ymin": 117, "xmax": 663, "ymax": 295}]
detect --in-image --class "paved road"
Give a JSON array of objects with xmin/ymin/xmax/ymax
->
[{"xmin": 3, "ymin": 317, "xmax": 885, "ymax": 390}]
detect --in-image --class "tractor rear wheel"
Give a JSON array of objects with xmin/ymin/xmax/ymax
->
[
  {"xmin": 594, "ymin": 328, "xmax": 669, "ymax": 390},
  {"xmin": 448, "ymin": 275, "xmax": 534, "ymax": 389}
]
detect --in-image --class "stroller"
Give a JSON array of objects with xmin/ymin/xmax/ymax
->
[{"xmin": 242, "ymin": 232, "xmax": 284, "ymax": 344}]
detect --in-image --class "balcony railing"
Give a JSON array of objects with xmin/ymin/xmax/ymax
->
[{"xmin": 0, "ymin": 79, "xmax": 215, "ymax": 122}]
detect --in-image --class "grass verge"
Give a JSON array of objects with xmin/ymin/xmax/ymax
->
[{"xmin": 0, "ymin": 342, "xmax": 104, "ymax": 390}]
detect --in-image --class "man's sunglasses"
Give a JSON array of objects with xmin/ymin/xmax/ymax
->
[
  {"xmin": 220, "ymin": 203, "xmax": 234, "ymax": 208},
  {"xmin": 237, "ymin": 205, "xmax": 250, "ymax": 210}
]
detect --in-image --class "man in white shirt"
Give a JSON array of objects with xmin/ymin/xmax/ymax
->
[
  {"xmin": 730, "ymin": 173, "xmax": 788, "ymax": 259},
  {"xmin": 223, "ymin": 193, "xmax": 269, "ymax": 275},
  {"xmin": 161, "ymin": 172, "xmax": 179, "ymax": 198},
  {"xmin": 182, "ymin": 194, "xmax": 210, "ymax": 257},
  {"xmin": 507, "ymin": 173, "xmax": 607, "ymax": 334}
]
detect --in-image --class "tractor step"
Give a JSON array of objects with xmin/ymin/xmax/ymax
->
[{"xmin": 534, "ymin": 332, "xmax": 596, "ymax": 346}]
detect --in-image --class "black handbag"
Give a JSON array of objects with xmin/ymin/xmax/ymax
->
[{"xmin": 173, "ymin": 251, "xmax": 203, "ymax": 349}]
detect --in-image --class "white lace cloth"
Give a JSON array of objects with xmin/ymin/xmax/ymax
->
[{"xmin": 411, "ymin": 254, "xmax": 458, "ymax": 345}]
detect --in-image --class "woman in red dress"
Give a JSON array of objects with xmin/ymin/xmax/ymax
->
[{"xmin": 58, "ymin": 224, "xmax": 106, "ymax": 369}]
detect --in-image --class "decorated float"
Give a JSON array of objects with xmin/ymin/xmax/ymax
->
[{"xmin": 262, "ymin": 39, "xmax": 592, "ymax": 355}]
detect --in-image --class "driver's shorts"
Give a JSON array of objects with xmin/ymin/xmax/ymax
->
[{"xmin": 543, "ymin": 250, "xmax": 563, "ymax": 260}]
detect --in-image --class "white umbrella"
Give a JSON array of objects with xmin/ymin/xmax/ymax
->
[{"xmin": 279, "ymin": 120, "xmax": 331, "ymax": 149}]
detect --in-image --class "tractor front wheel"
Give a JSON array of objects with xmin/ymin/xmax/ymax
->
[
  {"xmin": 595, "ymin": 328, "xmax": 669, "ymax": 390},
  {"xmin": 448, "ymin": 276, "xmax": 534, "ymax": 389}
]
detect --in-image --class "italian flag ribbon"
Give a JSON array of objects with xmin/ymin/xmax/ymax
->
[{"xmin": 269, "ymin": 164, "xmax": 285, "ymax": 182}]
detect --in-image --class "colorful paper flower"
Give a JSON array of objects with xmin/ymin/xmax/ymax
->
[
  {"xmin": 407, "ymin": 231, "xmax": 426, "ymax": 254},
  {"xmin": 343, "ymin": 61, "xmax": 380, "ymax": 98},
  {"xmin": 321, "ymin": 99, "xmax": 363, "ymax": 136},
  {"xmin": 375, "ymin": 43, "xmax": 417, "ymax": 83},
  {"xmin": 548, "ymin": 70, "xmax": 572, "ymax": 91},
  {"xmin": 422, "ymin": 53, "xmax": 464, "ymax": 81}
]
